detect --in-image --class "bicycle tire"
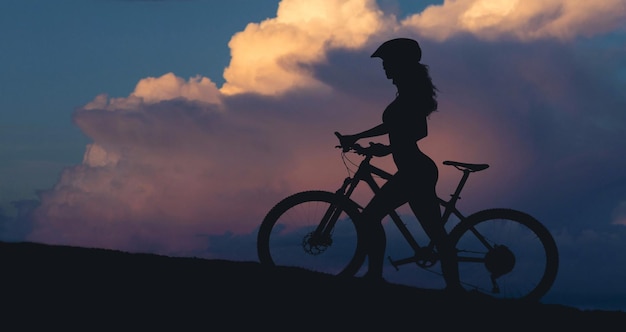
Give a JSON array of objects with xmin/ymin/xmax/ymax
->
[
  {"xmin": 448, "ymin": 208, "xmax": 559, "ymax": 302},
  {"xmin": 257, "ymin": 190, "xmax": 366, "ymax": 276}
]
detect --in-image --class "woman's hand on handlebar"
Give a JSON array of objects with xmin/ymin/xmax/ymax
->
[
  {"xmin": 335, "ymin": 132, "xmax": 390, "ymax": 157},
  {"xmin": 334, "ymin": 131, "xmax": 358, "ymax": 152},
  {"xmin": 358, "ymin": 142, "xmax": 391, "ymax": 157}
]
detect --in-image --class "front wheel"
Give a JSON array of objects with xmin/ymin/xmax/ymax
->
[
  {"xmin": 257, "ymin": 190, "xmax": 366, "ymax": 276},
  {"xmin": 448, "ymin": 209, "xmax": 559, "ymax": 302}
]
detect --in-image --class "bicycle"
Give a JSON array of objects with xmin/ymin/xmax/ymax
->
[{"xmin": 257, "ymin": 135, "xmax": 559, "ymax": 302}]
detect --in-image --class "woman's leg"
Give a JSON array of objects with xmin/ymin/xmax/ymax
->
[
  {"xmin": 360, "ymin": 175, "xmax": 408, "ymax": 279},
  {"xmin": 408, "ymin": 195, "xmax": 461, "ymax": 290}
]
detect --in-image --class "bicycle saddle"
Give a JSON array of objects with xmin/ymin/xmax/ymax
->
[{"xmin": 443, "ymin": 160, "xmax": 489, "ymax": 172}]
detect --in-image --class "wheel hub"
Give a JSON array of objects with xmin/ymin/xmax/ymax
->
[{"xmin": 485, "ymin": 245, "xmax": 515, "ymax": 278}]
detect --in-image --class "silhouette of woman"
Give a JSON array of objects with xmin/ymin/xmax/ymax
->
[{"xmin": 336, "ymin": 38, "xmax": 461, "ymax": 291}]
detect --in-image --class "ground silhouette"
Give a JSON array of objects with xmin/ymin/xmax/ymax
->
[{"xmin": 2, "ymin": 241, "xmax": 625, "ymax": 330}]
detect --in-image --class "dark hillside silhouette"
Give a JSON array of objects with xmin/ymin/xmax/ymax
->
[{"xmin": 2, "ymin": 241, "xmax": 624, "ymax": 330}]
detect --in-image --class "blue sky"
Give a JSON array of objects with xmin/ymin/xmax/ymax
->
[
  {"xmin": 1, "ymin": 0, "xmax": 283, "ymax": 207},
  {"xmin": 2, "ymin": 0, "xmax": 626, "ymax": 311}
]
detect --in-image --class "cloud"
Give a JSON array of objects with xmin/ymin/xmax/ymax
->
[
  {"xmin": 28, "ymin": 77, "xmax": 373, "ymax": 256},
  {"xmin": 28, "ymin": 0, "xmax": 626, "ymax": 264},
  {"xmin": 220, "ymin": 0, "xmax": 392, "ymax": 96},
  {"xmin": 221, "ymin": 0, "xmax": 626, "ymax": 96},
  {"xmin": 83, "ymin": 73, "xmax": 222, "ymax": 112},
  {"xmin": 403, "ymin": 0, "xmax": 626, "ymax": 41}
]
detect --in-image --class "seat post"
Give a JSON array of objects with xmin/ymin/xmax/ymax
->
[{"xmin": 449, "ymin": 170, "xmax": 471, "ymax": 204}]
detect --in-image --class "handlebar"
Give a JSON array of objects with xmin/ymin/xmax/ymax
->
[
  {"xmin": 335, "ymin": 143, "xmax": 366, "ymax": 153},
  {"xmin": 334, "ymin": 131, "xmax": 371, "ymax": 157}
]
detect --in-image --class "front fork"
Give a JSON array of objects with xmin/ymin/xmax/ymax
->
[{"xmin": 310, "ymin": 177, "xmax": 354, "ymax": 242}]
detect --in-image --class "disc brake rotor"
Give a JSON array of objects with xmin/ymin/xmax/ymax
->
[{"xmin": 302, "ymin": 232, "xmax": 332, "ymax": 255}]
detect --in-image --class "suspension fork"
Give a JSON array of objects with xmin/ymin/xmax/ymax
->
[
  {"xmin": 311, "ymin": 175, "xmax": 359, "ymax": 239},
  {"xmin": 313, "ymin": 154, "xmax": 376, "ymax": 238}
]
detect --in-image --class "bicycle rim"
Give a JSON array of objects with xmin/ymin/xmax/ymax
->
[
  {"xmin": 449, "ymin": 209, "xmax": 559, "ymax": 301},
  {"xmin": 257, "ymin": 191, "xmax": 366, "ymax": 276}
]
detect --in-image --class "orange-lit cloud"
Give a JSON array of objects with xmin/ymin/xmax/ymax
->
[
  {"xmin": 403, "ymin": 0, "xmax": 626, "ymax": 41},
  {"xmin": 221, "ymin": 0, "xmax": 391, "ymax": 96},
  {"xmin": 221, "ymin": 0, "xmax": 626, "ymax": 97},
  {"xmin": 84, "ymin": 72, "xmax": 222, "ymax": 111}
]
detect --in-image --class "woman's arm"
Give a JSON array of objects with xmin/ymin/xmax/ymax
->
[
  {"xmin": 351, "ymin": 123, "xmax": 389, "ymax": 140},
  {"xmin": 335, "ymin": 123, "xmax": 388, "ymax": 150}
]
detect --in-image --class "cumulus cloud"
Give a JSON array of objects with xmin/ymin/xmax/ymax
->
[
  {"xmin": 28, "ymin": 0, "xmax": 626, "ymax": 262},
  {"xmin": 221, "ymin": 0, "xmax": 626, "ymax": 97},
  {"xmin": 403, "ymin": 0, "xmax": 626, "ymax": 41},
  {"xmin": 29, "ymin": 76, "xmax": 375, "ymax": 256},
  {"xmin": 83, "ymin": 73, "xmax": 222, "ymax": 111},
  {"xmin": 220, "ymin": 0, "xmax": 392, "ymax": 96}
]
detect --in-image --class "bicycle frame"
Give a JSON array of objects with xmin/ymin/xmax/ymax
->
[
  {"xmin": 259, "ymin": 144, "xmax": 558, "ymax": 300},
  {"xmin": 328, "ymin": 153, "xmax": 476, "ymax": 269}
]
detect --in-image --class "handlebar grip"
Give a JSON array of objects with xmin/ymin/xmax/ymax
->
[{"xmin": 335, "ymin": 131, "xmax": 351, "ymax": 152}]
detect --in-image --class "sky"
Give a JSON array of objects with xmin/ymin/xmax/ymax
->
[{"xmin": 1, "ymin": 0, "xmax": 626, "ymax": 311}]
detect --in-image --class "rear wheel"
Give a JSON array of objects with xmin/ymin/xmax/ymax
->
[
  {"xmin": 257, "ymin": 191, "xmax": 366, "ymax": 276},
  {"xmin": 449, "ymin": 209, "xmax": 559, "ymax": 301}
]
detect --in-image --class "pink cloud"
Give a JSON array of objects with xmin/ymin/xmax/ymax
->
[{"xmin": 28, "ymin": 82, "xmax": 384, "ymax": 256}]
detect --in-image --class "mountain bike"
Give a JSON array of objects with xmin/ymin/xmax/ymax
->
[{"xmin": 257, "ymin": 136, "xmax": 559, "ymax": 302}]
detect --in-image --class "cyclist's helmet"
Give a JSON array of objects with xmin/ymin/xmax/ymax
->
[{"xmin": 371, "ymin": 38, "xmax": 422, "ymax": 63}]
